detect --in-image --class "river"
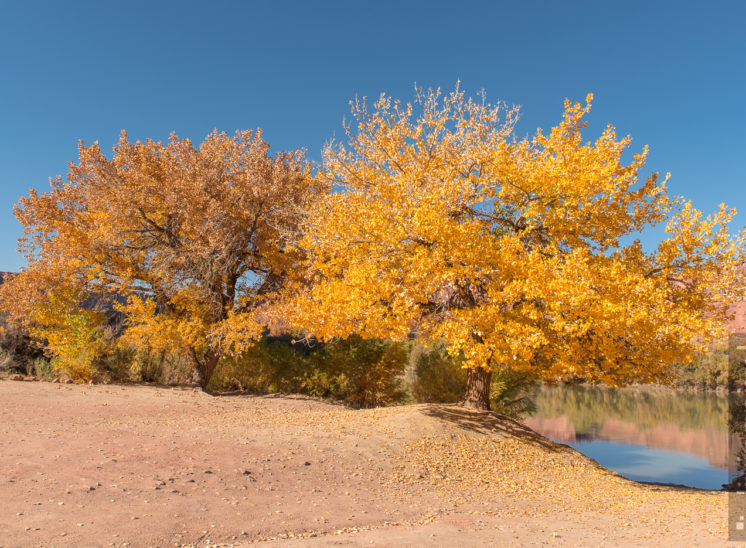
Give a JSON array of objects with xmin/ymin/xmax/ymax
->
[{"xmin": 523, "ymin": 384, "xmax": 734, "ymax": 490}]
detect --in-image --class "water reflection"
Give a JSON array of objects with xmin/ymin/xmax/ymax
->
[
  {"xmin": 725, "ymin": 392, "xmax": 746, "ymax": 491},
  {"xmin": 523, "ymin": 385, "xmax": 730, "ymax": 490}
]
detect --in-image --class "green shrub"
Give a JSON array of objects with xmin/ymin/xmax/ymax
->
[
  {"xmin": 98, "ymin": 346, "xmax": 192, "ymax": 385},
  {"xmin": 489, "ymin": 367, "xmax": 536, "ymax": 418},
  {"xmin": 43, "ymin": 311, "xmax": 108, "ymax": 382},
  {"xmin": 411, "ymin": 342, "xmax": 535, "ymax": 419},
  {"xmin": 314, "ymin": 335, "xmax": 408, "ymax": 408},
  {"xmin": 210, "ymin": 337, "xmax": 303, "ymax": 393},
  {"xmin": 0, "ymin": 348, "xmax": 16, "ymax": 373},
  {"xmin": 210, "ymin": 334, "xmax": 409, "ymax": 408},
  {"xmin": 729, "ymin": 337, "xmax": 746, "ymax": 390},
  {"xmin": 30, "ymin": 357, "xmax": 54, "ymax": 378},
  {"xmin": 410, "ymin": 342, "xmax": 468, "ymax": 404}
]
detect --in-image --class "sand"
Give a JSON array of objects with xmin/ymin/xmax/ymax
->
[{"xmin": 0, "ymin": 380, "xmax": 735, "ymax": 547}]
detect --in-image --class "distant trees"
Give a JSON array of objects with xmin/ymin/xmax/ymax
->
[
  {"xmin": 279, "ymin": 87, "xmax": 745, "ymax": 409},
  {"xmin": 0, "ymin": 129, "xmax": 325, "ymax": 387}
]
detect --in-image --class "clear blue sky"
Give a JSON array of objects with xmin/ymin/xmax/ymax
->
[{"xmin": 1, "ymin": 0, "xmax": 743, "ymax": 271}]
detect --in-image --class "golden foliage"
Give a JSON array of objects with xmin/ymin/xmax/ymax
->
[
  {"xmin": 282, "ymin": 86, "xmax": 745, "ymax": 388},
  {"xmin": 1, "ymin": 129, "xmax": 325, "ymax": 386},
  {"xmin": 28, "ymin": 287, "xmax": 108, "ymax": 381}
]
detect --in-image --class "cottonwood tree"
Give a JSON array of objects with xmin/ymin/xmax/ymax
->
[
  {"xmin": 282, "ymin": 87, "xmax": 745, "ymax": 410},
  {"xmin": 1, "ymin": 129, "xmax": 324, "ymax": 387}
]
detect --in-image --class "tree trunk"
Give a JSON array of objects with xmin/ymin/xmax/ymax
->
[
  {"xmin": 189, "ymin": 348, "xmax": 220, "ymax": 390},
  {"xmin": 463, "ymin": 367, "xmax": 492, "ymax": 410}
]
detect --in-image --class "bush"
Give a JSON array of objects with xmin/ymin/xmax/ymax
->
[
  {"xmin": 411, "ymin": 342, "xmax": 535, "ymax": 419},
  {"xmin": 410, "ymin": 342, "xmax": 468, "ymax": 404},
  {"xmin": 210, "ymin": 336, "xmax": 304, "ymax": 393},
  {"xmin": 97, "ymin": 346, "xmax": 192, "ymax": 385},
  {"xmin": 315, "ymin": 335, "xmax": 408, "ymax": 408},
  {"xmin": 30, "ymin": 357, "xmax": 54, "ymax": 378},
  {"xmin": 210, "ymin": 334, "xmax": 409, "ymax": 408},
  {"xmin": 23, "ymin": 289, "xmax": 112, "ymax": 382},
  {"xmin": 0, "ymin": 313, "xmax": 41, "ymax": 373},
  {"xmin": 43, "ymin": 311, "xmax": 108, "ymax": 382},
  {"xmin": 489, "ymin": 367, "xmax": 536, "ymax": 418},
  {"xmin": 0, "ymin": 348, "xmax": 16, "ymax": 373}
]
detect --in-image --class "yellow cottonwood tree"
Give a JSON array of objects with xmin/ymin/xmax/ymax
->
[
  {"xmin": 29, "ymin": 287, "xmax": 109, "ymax": 382},
  {"xmin": 283, "ymin": 87, "xmax": 745, "ymax": 409},
  {"xmin": 1, "ymin": 129, "xmax": 324, "ymax": 387}
]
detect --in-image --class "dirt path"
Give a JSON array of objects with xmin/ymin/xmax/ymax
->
[{"xmin": 0, "ymin": 381, "xmax": 735, "ymax": 547}]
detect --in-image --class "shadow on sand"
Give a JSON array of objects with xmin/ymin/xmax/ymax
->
[{"xmin": 419, "ymin": 404, "xmax": 558, "ymax": 450}]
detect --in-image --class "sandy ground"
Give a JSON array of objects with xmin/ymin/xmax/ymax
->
[{"xmin": 0, "ymin": 380, "xmax": 736, "ymax": 547}]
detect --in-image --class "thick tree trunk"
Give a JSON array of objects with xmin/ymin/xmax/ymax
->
[
  {"xmin": 189, "ymin": 349, "xmax": 221, "ymax": 390},
  {"xmin": 463, "ymin": 367, "xmax": 492, "ymax": 410}
]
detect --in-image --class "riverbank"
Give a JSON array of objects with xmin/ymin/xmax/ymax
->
[{"xmin": 0, "ymin": 380, "xmax": 733, "ymax": 546}]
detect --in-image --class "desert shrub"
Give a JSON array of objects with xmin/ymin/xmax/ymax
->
[
  {"xmin": 210, "ymin": 334, "xmax": 409, "ymax": 408},
  {"xmin": 211, "ymin": 337, "xmax": 302, "ymax": 393},
  {"xmin": 97, "ymin": 347, "xmax": 135, "ymax": 382},
  {"xmin": 30, "ymin": 357, "xmax": 54, "ymax": 378},
  {"xmin": 145, "ymin": 349, "xmax": 192, "ymax": 385},
  {"xmin": 410, "ymin": 342, "xmax": 468, "ymax": 403},
  {"xmin": 0, "ymin": 348, "xmax": 16, "ymax": 373},
  {"xmin": 97, "ymin": 345, "xmax": 192, "ymax": 385},
  {"xmin": 126, "ymin": 348, "xmax": 165, "ymax": 383},
  {"xmin": 313, "ymin": 335, "xmax": 408, "ymax": 408},
  {"xmin": 0, "ymin": 313, "xmax": 40, "ymax": 373},
  {"xmin": 411, "ymin": 343, "xmax": 535, "ymax": 419}
]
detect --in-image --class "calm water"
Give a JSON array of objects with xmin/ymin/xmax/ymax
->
[{"xmin": 523, "ymin": 385, "xmax": 732, "ymax": 490}]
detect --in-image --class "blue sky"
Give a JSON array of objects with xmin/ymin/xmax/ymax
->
[{"xmin": 1, "ymin": 0, "xmax": 743, "ymax": 271}]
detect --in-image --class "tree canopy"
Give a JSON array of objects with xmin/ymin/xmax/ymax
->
[
  {"xmin": 0, "ymin": 129, "xmax": 324, "ymax": 386},
  {"xmin": 280, "ymin": 87, "xmax": 745, "ymax": 409},
  {"xmin": 2, "ymin": 89, "xmax": 743, "ymax": 405}
]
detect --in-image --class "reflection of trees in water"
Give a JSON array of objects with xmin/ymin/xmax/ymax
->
[
  {"xmin": 724, "ymin": 393, "xmax": 746, "ymax": 490},
  {"xmin": 724, "ymin": 340, "xmax": 746, "ymax": 491},
  {"xmin": 530, "ymin": 384, "xmax": 728, "ymax": 433}
]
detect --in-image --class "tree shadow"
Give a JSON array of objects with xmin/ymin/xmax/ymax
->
[{"xmin": 419, "ymin": 404, "xmax": 560, "ymax": 450}]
